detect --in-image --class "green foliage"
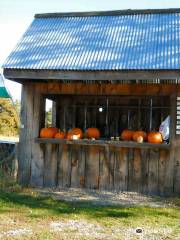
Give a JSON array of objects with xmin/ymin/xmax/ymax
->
[
  {"xmin": 45, "ymin": 108, "xmax": 52, "ymax": 127},
  {"xmin": 0, "ymin": 98, "xmax": 20, "ymax": 136}
]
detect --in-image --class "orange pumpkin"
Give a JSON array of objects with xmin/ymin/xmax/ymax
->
[
  {"xmin": 68, "ymin": 128, "xmax": 83, "ymax": 139},
  {"xmin": 132, "ymin": 131, "xmax": 147, "ymax": 143},
  {"xmin": 40, "ymin": 127, "xmax": 58, "ymax": 138},
  {"xmin": 86, "ymin": 128, "xmax": 100, "ymax": 139},
  {"xmin": 148, "ymin": 132, "xmax": 163, "ymax": 144},
  {"xmin": 121, "ymin": 129, "xmax": 134, "ymax": 141},
  {"xmin": 54, "ymin": 131, "xmax": 66, "ymax": 139},
  {"xmin": 66, "ymin": 132, "xmax": 73, "ymax": 140}
]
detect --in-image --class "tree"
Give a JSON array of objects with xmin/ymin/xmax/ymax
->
[{"xmin": 0, "ymin": 98, "xmax": 20, "ymax": 136}]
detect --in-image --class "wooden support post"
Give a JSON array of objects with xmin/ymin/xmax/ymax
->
[
  {"xmin": 164, "ymin": 94, "xmax": 176, "ymax": 195},
  {"xmin": 18, "ymin": 84, "xmax": 34, "ymax": 185},
  {"xmin": 30, "ymin": 88, "xmax": 46, "ymax": 187}
]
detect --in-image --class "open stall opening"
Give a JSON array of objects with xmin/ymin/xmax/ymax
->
[{"xmin": 41, "ymin": 94, "xmax": 170, "ymax": 142}]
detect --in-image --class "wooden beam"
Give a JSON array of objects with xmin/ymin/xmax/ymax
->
[
  {"xmin": 40, "ymin": 83, "xmax": 176, "ymax": 96},
  {"xmin": 4, "ymin": 69, "xmax": 180, "ymax": 82}
]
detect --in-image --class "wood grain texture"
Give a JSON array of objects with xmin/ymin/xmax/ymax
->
[
  {"xmin": 18, "ymin": 84, "xmax": 33, "ymax": 184},
  {"xmin": 164, "ymin": 94, "xmax": 176, "ymax": 196},
  {"xmin": 34, "ymin": 83, "xmax": 177, "ymax": 96},
  {"xmin": 30, "ymin": 87, "xmax": 45, "ymax": 187},
  {"xmin": 35, "ymin": 138, "xmax": 170, "ymax": 149},
  {"xmin": 43, "ymin": 144, "xmax": 57, "ymax": 187},
  {"xmin": 99, "ymin": 146, "xmax": 110, "ymax": 190},
  {"xmin": 174, "ymin": 143, "xmax": 180, "ymax": 196},
  {"xmin": 114, "ymin": 147, "xmax": 128, "ymax": 191},
  {"xmin": 158, "ymin": 149, "xmax": 167, "ymax": 196},
  {"xmin": 148, "ymin": 149, "xmax": 159, "ymax": 195},
  {"xmin": 141, "ymin": 149, "xmax": 149, "ymax": 194},
  {"xmin": 132, "ymin": 148, "xmax": 142, "ymax": 192},
  {"xmin": 58, "ymin": 144, "xmax": 71, "ymax": 187},
  {"xmin": 71, "ymin": 145, "xmax": 80, "ymax": 187},
  {"xmin": 85, "ymin": 146, "xmax": 99, "ymax": 189}
]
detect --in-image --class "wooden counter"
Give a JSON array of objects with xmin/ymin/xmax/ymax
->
[
  {"xmin": 35, "ymin": 138, "xmax": 170, "ymax": 149},
  {"xmin": 35, "ymin": 138, "xmax": 171, "ymax": 195}
]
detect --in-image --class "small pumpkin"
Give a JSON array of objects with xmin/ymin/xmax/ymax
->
[
  {"xmin": 148, "ymin": 132, "xmax": 163, "ymax": 144},
  {"xmin": 40, "ymin": 127, "xmax": 58, "ymax": 138},
  {"xmin": 121, "ymin": 129, "xmax": 134, "ymax": 141},
  {"xmin": 66, "ymin": 132, "xmax": 73, "ymax": 140},
  {"xmin": 54, "ymin": 131, "xmax": 66, "ymax": 139},
  {"xmin": 68, "ymin": 128, "xmax": 83, "ymax": 139},
  {"xmin": 86, "ymin": 128, "xmax": 100, "ymax": 139},
  {"xmin": 132, "ymin": 131, "xmax": 147, "ymax": 143}
]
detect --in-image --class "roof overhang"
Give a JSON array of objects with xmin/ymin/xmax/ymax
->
[{"xmin": 3, "ymin": 69, "xmax": 180, "ymax": 83}]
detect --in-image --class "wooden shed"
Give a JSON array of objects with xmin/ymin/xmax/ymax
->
[{"xmin": 3, "ymin": 8, "xmax": 180, "ymax": 196}]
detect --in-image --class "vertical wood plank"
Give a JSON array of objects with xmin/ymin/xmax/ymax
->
[
  {"xmin": 128, "ymin": 148, "xmax": 142, "ymax": 192},
  {"xmin": 158, "ymin": 149, "xmax": 167, "ymax": 196},
  {"xmin": 164, "ymin": 94, "xmax": 176, "ymax": 195},
  {"xmin": 114, "ymin": 147, "xmax": 121, "ymax": 191},
  {"xmin": 114, "ymin": 147, "xmax": 128, "ymax": 191},
  {"xmin": 99, "ymin": 146, "xmax": 110, "ymax": 190},
  {"xmin": 71, "ymin": 145, "xmax": 80, "ymax": 188},
  {"xmin": 148, "ymin": 148, "xmax": 159, "ymax": 195},
  {"xmin": 141, "ymin": 149, "xmax": 149, "ymax": 194},
  {"xmin": 78, "ymin": 146, "xmax": 86, "ymax": 188},
  {"xmin": 133, "ymin": 148, "xmax": 142, "ymax": 192},
  {"xmin": 30, "ymin": 87, "xmax": 45, "ymax": 187},
  {"xmin": 174, "ymin": 143, "xmax": 180, "ymax": 196},
  {"xmin": 44, "ymin": 144, "xmax": 57, "ymax": 187},
  {"xmin": 85, "ymin": 145, "xmax": 99, "ymax": 189},
  {"xmin": 127, "ymin": 148, "xmax": 134, "ymax": 191},
  {"xmin": 18, "ymin": 84, "xmax": 34, "ymax": 185},
  {"xmin": 58, "ymin": 144, "xmax": 71, "ymax": 188},
  {"xmin": 109, "ymin": 147, "xmax": 115, "ymax": 190}
]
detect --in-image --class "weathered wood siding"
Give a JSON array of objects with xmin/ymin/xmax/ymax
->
[
  {"xmin": 36, "ymin": 143, "xmax": 173, "ymax": 196},
  {"xmin": 18, "ymin": 82, "xmax": 180, "ymax": 195},
  {"xmin": 18, "ymin": 83, "xmax": 46, "ymax": 186}
]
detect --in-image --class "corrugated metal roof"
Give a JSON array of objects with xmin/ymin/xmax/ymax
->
[
  {"xmin": 0, "ymin": 75, "xmax": 10, "ymax": 98},
  {"xmin": 3, "ymin": 10, "xmax": 180, "ymax": 70}
]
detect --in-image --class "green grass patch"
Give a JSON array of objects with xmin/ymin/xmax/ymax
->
[
  {"xmin": 0, "ymin": 190, "xmax": 179, "ymax": 226},
  {"xmin": 0, "ymin": 172, "xmax": 179, "ymax": 239}
]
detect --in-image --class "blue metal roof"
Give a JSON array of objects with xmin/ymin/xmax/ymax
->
[{"xmin": 3, "ymin": 10, "xmax": 180, "ymax": 70}]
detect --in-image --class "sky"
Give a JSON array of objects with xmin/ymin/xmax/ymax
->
[{"xmin": 1, "ymin": 0, "xmax": 180, "ymax": 101}]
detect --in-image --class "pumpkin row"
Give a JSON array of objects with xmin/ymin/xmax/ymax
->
[
  {"xmin": 40, "ymin": 127, "xmax": 163, "ymax": 144},
  {"xmin": 40, "ymin": 127, "xmax": 100, "ymax": 140},
  {"xmin": 121, "ymin": 129, "xmax": 163, "ymax": 144}
]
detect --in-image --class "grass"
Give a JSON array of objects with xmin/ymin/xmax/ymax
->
[{"xmin": 0, "ymin": 173, "xmax": 180, "ymax": 239}]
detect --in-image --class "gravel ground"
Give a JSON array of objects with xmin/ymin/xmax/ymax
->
[
  {"xmin": 35, "ymin": 187, "xmax": 177, "ymax": 208},
  {"xmin": 49, "ymin": 219, "xmax": 173, "ymax": 240}
]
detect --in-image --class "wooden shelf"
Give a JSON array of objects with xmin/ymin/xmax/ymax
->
[{"xmin": 35, "ymin": 138, "xmax": 170, "ymax": 149}]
